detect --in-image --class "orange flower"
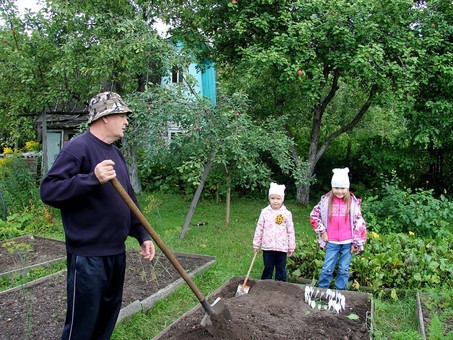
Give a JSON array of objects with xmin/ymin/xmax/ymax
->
[{"xmin": 275, "ymin": 214, "xmax": 284, "ymax": 225}]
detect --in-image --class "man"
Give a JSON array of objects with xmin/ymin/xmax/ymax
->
[{"xmin": 40, "ymin": 91, "xmax": 155, "ymax": 339}]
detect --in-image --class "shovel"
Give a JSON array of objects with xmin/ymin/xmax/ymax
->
[
  {"xmin": 111, "ymin": 177, "xmax": 231, "ymax": 333},
  {"xmin": 236, "ymin": 250, "xmax": 258, "ymax": 296}
]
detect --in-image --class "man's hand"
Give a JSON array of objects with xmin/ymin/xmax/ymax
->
[
  {"xmin": 94, "ymin": 159, "xmax": 116, "ymax": 184},
  {"xmin": 140, "ymin": 240, "xmax": 155, "ymax": 261}
]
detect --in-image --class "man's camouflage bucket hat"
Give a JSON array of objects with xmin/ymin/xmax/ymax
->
[{"xmin": 87, "ymin": 91, "xmax": 132, "ymax": 124}]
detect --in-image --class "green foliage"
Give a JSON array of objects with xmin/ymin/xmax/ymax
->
[
  {"xmin": 429, "ymin": 315, "xmax": 445, "ymax": 340},
  {"xmin": 0, "ymin": 0, "xmax": 174, "ymax": 146},
  {"xmin": 288, "ymin": 231, "xmax": 453, "ymax": 291},
  {"xmin": 165, "ymin": 0, "xmax": 433, "ymax": 204},
  {"xmin": 421, "ymin": 289, "xmax": 453, "ymax": 339},
  {"xmin": 352, "ymin": 233, "xmax": 452, "ymax": 290},
  {"xmin": 372, "ymin": 294, "xmax": 420, "ymax": 340},
  {"xmin": 0, "ymin": 155, "xmax": 39, "ymax": 213},
  {"xmin": 0, "ymin": 214, "xmax": 31, "ymax": 240},
  {"xmin": 0, "ymin": 207, "xmax": 58, "ymax": 241},
  {"xmin": 127, "ymin": 85, "xmax": 300, "ymax": 196},
  {"xmin": 137, "ymin": 160, "xmax": 185, "ymax": 195},
  {"xmin": 362, "ymin": 173, "xmax": 453, "ymax": 237},
  {"xmin": 0, "ymin": 155, "xmax": 58, "ymax": 240},
  {"xmin": 287, "ymin": 233, "xmax": 324, "ymax": 281}
]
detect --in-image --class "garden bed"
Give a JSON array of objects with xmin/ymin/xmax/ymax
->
[
  {"xmin": 154, "ymin": 277, "xmax": 373, "ymax": 339},
  {"xmin": 417, "ymin": 290, "xmax": 453, "ymax": 339},
  {"xmin": 0, "ymin": 235, "xmax": 66, "ymax": 278},
  {"xmin": 0, "ymin": 235, "xmax": 216, "ymax": 340}
]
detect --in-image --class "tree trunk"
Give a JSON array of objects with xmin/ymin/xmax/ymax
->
[
  {"xmin": 296, "ymin": 158, "xmax": 317, "ymax": 205},
  {"xmin": 123, "ymin": 139, "xmax": 142, "ymax": 194},
  {"xmin": 295, "ymin": 83, "xmax": 378, "ymax": 205},
  {"xmin": 179, "ymin": 149, "xmax": 217, "ymax": 240},
  {"xmin": 225, "ymin": 170, "xmax": 231, "ymax": 227},
  {"xmin": 128, "ymin": 149, "xmax": 142, "ymax": 194}
]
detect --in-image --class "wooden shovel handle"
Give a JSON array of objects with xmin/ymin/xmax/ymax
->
[
  {"xmin": 111, "ymin": 177, "xmax": 205, "ymax": 302},
  {"xmin": 243, "ymin": 250, "xmax": 258, "ymax": 285}
]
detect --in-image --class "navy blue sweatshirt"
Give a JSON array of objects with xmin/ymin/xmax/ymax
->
[{"xmin": 40, "ymin": 131, "xmax": 150, "ymax": 256}]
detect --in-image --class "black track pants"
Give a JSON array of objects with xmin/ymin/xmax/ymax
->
[{"xmin": 61, "ymin": 252, "xmax": 126, "ymax": 340}]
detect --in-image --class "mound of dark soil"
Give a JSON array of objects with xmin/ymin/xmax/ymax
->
[{"xmin": 156, "ymin": 277, "xmax": 372, "ymax": 340}]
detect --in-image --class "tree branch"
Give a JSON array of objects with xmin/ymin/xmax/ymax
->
[{"xmin": 315, "ymin": 84, "xmax": 379, "ymax": 162}]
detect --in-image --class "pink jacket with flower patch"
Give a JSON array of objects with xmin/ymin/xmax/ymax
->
[
  {"xmin": 310, "ymin": 192, "xmax": 367, "ymax": 251},
  {"xmin": 253, "ymin": 205, "xmax": 296, "ymax": 253}
]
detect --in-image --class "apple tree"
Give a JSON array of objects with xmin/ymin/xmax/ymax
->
[
  {"xmin": 0, "ymin": 0, "xmax": 175, "ymax": 176},
  {"xmin": 126, "ymin": 81, "xmax": 298, "ymax": 238},
  {"xmin": 162, "ymin": 0, "xmax": 430, "ymax": 204}
]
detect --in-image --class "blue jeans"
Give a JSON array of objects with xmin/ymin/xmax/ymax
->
[{"xmin": 318, "ymin": 242, "xmax": 352, "ymax": 290}]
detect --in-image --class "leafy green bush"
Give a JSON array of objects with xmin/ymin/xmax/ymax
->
[
  {"xmin": 287, "ymin": 231, "xmax": 453, "ymax": 291},
  {"xmin": 0, "ymin": 205, "xmax": 58, "ymax": 241},
  {"xmin": 287, "ymin": 234, "xmax": 324, "ymax": 282},
  {"xmin": 352, "ymin": 232, "xmax": 453, "ymax": 290},
  {"xmin": 0, "ymin": 155, "xmax": 40, "ymax": 214},
  {"xmin": 0, "ymin": 155, "xmax": 59, "ymax": 240},
  {"xmin": 362, "ymin": 174, "xmax": 453, "ymax": 238},
  {"xmin": 137, "ymin": 155, "xmax": 185, "ymax": 194}
]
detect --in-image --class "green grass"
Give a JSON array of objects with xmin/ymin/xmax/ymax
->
[
  {"xmin": 419, "ymin": 288, "xmax": 453, "ymax": 339},
  {"xmin": 0, "ymin": 259, "xmax": 66, "ymax": 292},
  {"xmin": 35, "ymin": 192, "xmax": 427, "ymax": 339},
  {"xmin": 372, "ymin": 293, "xmax": 421, "ymax": 340}
]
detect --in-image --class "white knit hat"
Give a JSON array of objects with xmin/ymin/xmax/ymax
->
[
  {"xmin": 268, "ymin": 182, "xmax": 285, "ymax": 199},
  {"xmin": 331, "ymin": 168, "xmax": 350, "ymax": 188}
]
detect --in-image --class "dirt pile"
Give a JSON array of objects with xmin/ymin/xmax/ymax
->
[{"xmin": 156, "ymin": 278, "xmax": 372, "ymax": 340}]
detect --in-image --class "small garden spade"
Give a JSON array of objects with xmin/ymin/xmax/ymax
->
[
  {"xmin": 111, "ymin": 178, "xmax": 231, "ymax": 334},
  {"xmin": 236, "ymin": 250, "xmax": 258, "ymax": 296}
]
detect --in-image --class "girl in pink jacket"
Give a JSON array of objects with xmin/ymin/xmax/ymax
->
[
  {"xmin": 253, "ymin": 183, "xmax": 296, "ymax": 281},
  {"xmin": 310, "ymin": 168, "xmax": 367, "ymax": 290}
]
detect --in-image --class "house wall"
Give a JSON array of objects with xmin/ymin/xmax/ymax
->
[
  {"xmin": 201, "ymin": 63, "xmax": 217, "ymax": 105},
  {"xmin": 161, "ymin": 61, "xmax": 217, "ymax": 104}
]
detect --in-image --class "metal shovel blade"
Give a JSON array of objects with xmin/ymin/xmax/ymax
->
[
  {"xmin": 235, "ymin": 251, "xmax": 258, "ymax": 297},
  {"xmin": 235, "ymin": 281, "xmax": 250, "ymax": 297},
  {"xmin": 200, "ymin": 297, "xmax": 231, "ymax": 335}
]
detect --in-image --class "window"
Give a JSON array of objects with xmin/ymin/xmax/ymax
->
[{"xmin": 171, "ymin": 67, "xmax": 184, "ymax": 83}]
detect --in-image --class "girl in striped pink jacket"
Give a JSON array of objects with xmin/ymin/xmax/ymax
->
[{"xmin": 310, "ymin": 168, "xmax": 367, "ymax": 290}]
